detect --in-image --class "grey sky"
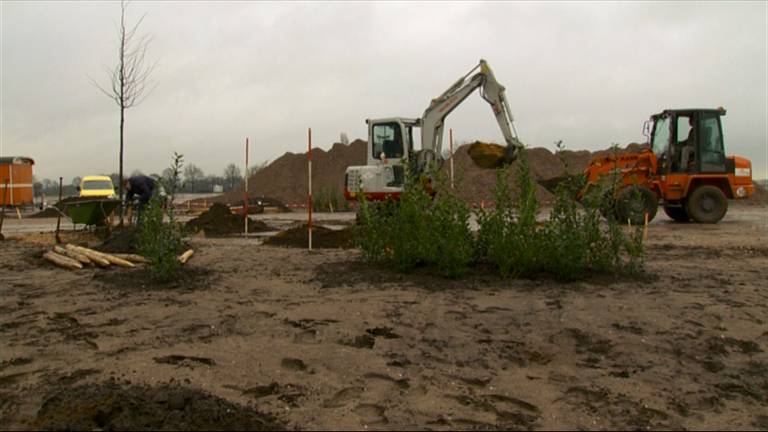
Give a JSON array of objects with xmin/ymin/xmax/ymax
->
[{"xmin": 2, "ymin": 1, "xmax": 766, "ymax": 182}]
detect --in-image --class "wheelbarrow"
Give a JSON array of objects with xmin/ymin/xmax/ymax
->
[{"xmin": 58, "ymin": 197, "xmax": 121, "ymax": 228}]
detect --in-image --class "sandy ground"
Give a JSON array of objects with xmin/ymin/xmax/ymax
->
[{"xmin": 1, "ymin": 206, "xmax": 767, "ymax": 430}]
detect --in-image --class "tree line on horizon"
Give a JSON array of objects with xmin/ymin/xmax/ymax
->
[{"xmin": 33, "ymin": 161, "xmax": 270, "ymax": 199}]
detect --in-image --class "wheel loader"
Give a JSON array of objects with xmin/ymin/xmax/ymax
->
[{"xmin": 585, "ymin": 107, "xmax": 754, "ymax": 224}]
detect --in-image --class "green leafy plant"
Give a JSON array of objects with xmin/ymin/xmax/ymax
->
[
  {"xmin": 137, "ymin": 192, "xmax": 184, "ymax": 282},
  {"xmin": 354, "ymin": 144, "xmax": 646, "ymax": 281},
  {"xmin": 355, "ymin": 166, "xmax": 473, "ymax": 278},
  {"xmin": 138, "ymin": 153, "xmax": 186, "ymax": 282}
]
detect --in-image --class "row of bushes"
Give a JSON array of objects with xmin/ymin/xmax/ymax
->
[{"xmin": 355, "ymin": 150, "xmax": 645, "ymax": 280}]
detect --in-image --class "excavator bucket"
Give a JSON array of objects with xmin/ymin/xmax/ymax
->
[{"xmin": 467, "ymin": 141, "xmax": 509, "ymax": 169}]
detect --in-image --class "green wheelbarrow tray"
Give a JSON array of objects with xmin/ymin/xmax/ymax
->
[{"xmin": 58, "ymin": 197, "xmax": 121, "ymax": 226}]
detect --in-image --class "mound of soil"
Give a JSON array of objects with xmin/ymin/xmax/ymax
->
[
  {"xmin": 747, "ymin": 183, "xmax": 768, "ymax": 205},
  {"xmin": 199, "ymin": 139, "xmax": 655, "ymax": 207},
  {"xmin": 92, "ymin": 266, "xmax": 214, "ymax": 292},
  {"xmin": 96, "ymin": 227, "xmax": 139, "ymax": 253},
  {"xmin": 264, "ymin": 224, "xmax": 354, "ymax": 249},
  {"xmin": 34, "ymin": 381, "xmax": 284, "ymax": 431},
  {"xmin": 28, "ymin": 207, "xmax": 64, "ymax": 218},
  {"xmin": 186, "ymin": 203, "xmax": 270, "ymax": 237}
]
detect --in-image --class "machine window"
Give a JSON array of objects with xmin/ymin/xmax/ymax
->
[
  {"xmin": 699, "ymin": 113, "xmax": 725, "ymax": 171},
  {"xmin": 372, "ymin": 123, "xmax": 403, "ymax": 160},
  {"xmin": 651, "ymin": 116, "xmax": 670, "ymax": 157}
]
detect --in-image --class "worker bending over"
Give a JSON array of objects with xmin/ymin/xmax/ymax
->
[{"xmin": 124, "ymin": 174, "xmax": 156, "ymax": 226}]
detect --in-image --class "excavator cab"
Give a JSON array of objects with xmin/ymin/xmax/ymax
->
[{"xmin": 344, "ymin": 118, "xmax": 420, "ymax": 201}]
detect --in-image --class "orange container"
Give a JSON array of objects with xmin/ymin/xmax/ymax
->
[{"xmin": 0, "ymin": 156, "xmax": 35, "ymax": 206}]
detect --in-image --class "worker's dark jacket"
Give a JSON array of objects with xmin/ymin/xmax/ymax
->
[{"xmin": 126, "ymin": 175, "xmax": 156, "ymax": 205}]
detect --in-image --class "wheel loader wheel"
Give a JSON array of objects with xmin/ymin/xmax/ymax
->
[
  {"xmin": 686, "ymin": 185, "xmax": 727, "ymax": 223},
  {"xmin": 663, "ymin": 205, "xmax": 690, "ymax": 222},
  {"xmin": 614, "ymin": 185, "xmax": 658, "ymax": 225}
]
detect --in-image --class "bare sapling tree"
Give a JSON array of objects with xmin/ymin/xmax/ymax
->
[{"xmin": 90, "ymin": 0, "xmax": 156, "ymax": 225}]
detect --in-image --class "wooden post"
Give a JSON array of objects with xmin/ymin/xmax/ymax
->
[
  {"xmin": 55, "ymin": 177, "xmax": 63, "ymax": 244},
  {"xmin": 449, "ymin": 128, "xmax": 454, "ymax": 189},
  {"xmin": 244, "ymin": 137, "xmax": 249, "ymax": 237},
  {"xmin": 308, "ymin": 127, "xmax": 313, "ymax": 251},
  {"xmin": 643, "ymin": 212, "xmax": 649, "ymax": 240},
  {"xmin": 0, "ymin": 180, "xmax": 8, "ymax": 239}
]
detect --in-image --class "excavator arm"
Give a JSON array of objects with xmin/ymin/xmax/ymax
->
[{"xmin": 420, "ymin": 59, "xmax": 523, "ymax": 166}]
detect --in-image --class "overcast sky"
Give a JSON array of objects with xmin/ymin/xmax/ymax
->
[{"xmin": 2, "ymin": 1, "xmax": 766, "ymax": 182}]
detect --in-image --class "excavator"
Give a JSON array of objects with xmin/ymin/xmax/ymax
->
[{"xmin": 343, "ymin": 59, "xmax": 523, "ymax": 202}]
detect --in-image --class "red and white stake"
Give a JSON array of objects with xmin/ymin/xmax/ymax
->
[
  {"xmin": 307, "ymin": 128, "xmax": 313, "ymax": 251},
  {"xmin": 244, "ymin": 137, "xmax": 249, "ymax": 237}
]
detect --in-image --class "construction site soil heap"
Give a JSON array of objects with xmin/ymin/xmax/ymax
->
[
  {"xmin": 205, "ymin": 139, "xmax": 764, "ymax": 208},
  {"xmin": 33, "ymin": 381, "xmax": 284, "ymax": 431},
  {"xmin": 186, "ymin": 203, "xmax": 270, "ymax": 237},
  {"xmin": 264, "ymin": 224, "xmax": 354, "ymax": 249}
]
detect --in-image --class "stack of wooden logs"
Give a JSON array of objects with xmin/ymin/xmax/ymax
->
[{"xmin": 42, "ymin": 244, "xmax": 194, "ymax": 270}]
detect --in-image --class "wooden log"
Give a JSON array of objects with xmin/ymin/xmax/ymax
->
[
  {"xmin": 53, "ymin": 245, "xmax": 93, "ymax": 266},
  {"xmin": 178, "ymin": 249, "xmax": 194, "ymax": 264},
  {"xmin": 43, "ymin": 251, "xmax": 83, "ymax": 270},
  {"xmin": 65, "ymin": 244, "xmax": 110, "ymax": 267},
  {"xmin": 111, "ymin": 253, "xmax": 150, "ymax": 264},
  {"xmin": 66, "ymin": 244, "xmax": 135, "ymax": 268}
]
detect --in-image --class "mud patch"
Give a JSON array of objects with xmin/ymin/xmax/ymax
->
[
  {"xmin": 264, "ymin": 224, "xmax": 354, "ymax": 249},
  {"xmin": 92, "ymin": 266, "xmax": 215, "ymax": 292},
  {"xmin": 339, "ymin": 334, "xmax": 375, "ymax": 349},
  {"xmin": 280, "ymin": 358, "xmax": 307, "ymax": 372},
  {"xmin": 366, "ymin": 327, "xmax": 400, "ymax": 339},
  {"xmin": 0, "ymin": 357, "xmax": 33, "ymax": 372},
  {"xmin": 154, "ymin": 355, "xmax": 216, "ymax": 368},
  {"xmin": 95, "ymin": 227, "xmax": 139, "ymax": 254},
  {"xmin": 33, "ymin": 381, "xmax": 284, "ymax": 431}
]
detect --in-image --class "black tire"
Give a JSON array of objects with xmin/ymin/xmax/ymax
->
[
  {"xmin": 663, "ymin": 205, "xmax": 690, "ymax": 222},
  {"xmin": 614, "ymin": 185, "xmax": 658, "ymax": 225},
  {"xmin": 686, "ymin": 185, "xmax": 727, "ymax": 223}
]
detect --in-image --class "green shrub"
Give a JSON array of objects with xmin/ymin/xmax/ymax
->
[
  {"xmin": 477, "ymin": 151, "xmax": 545, "ymax": 278},
  {"xmin": 138, "ymin": 153, "xmax": 186, "ymax": 282},
  {"xmin": 354, "ymin": 145, "xmax": 646, "ymax": 281},
  {"xmin": 137, "ymin": 192, "xmax": 184, "ymax": 282},
  {"xmin": 355, "ymin": 168, "xmax": 473, "ymax": 277}
]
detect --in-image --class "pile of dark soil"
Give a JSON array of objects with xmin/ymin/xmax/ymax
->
[
  {"xmin": 186, "ymin": 203, "xmax": 270, "ymax": 237},
  {"xmin": 264, "ymin": 224, "xmax": 354, "ymax": 249},
  {"xmin": 33, "ymin": 381, "xmax": 284, "ymax": 431},
  {"xmin": 747, "ymin": 183, "xmax": 768, "ymax": 205},
  {"xmin": 92, "ymin": 265, "xmax": 214, "ymax": 292},
  {"xmin": 28, "ymin": 207, "xmax": 63, "ymax": 218},
  {"xmin": 95, "ymin": 227, "xmax": 139, "ymax": 253}
]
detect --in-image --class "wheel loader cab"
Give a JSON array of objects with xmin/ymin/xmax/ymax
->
[{"xmin": 651, "ymin": 108, "xmax": 727, "ymax": 175}]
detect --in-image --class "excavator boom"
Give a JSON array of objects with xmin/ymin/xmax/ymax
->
[{"xmin": 420, "ymin": 59, "xmax": 523, "ymax": 165}]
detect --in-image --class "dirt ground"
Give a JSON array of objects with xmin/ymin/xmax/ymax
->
[{"xmin": 1, "ymin": 207, "xmax": 766, "ymax": 430}]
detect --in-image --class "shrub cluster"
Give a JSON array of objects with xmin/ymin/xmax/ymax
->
[
  {"xmin": 137, "ymin": 153, "xmax": 186, "ymax": 282},
  {"xmin": 356, "ymin": 172, "xmax": 473, "ymax": 278},
  {"xmin": 355, "ymin": 149, "xmax": 645, "ymax": 281}
]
